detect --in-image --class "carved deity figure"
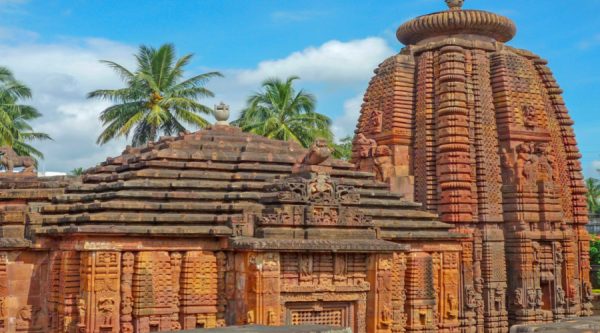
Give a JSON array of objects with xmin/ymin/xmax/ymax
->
[
  {"xmin": 522, "ymin": 105, "xmax": 538, "ymax": 129},
  {"xmin": 246, "ymin": 310, "xmax": 255, "ymax": 324},
  {"xmin": 373, "ymin": 145, "xmax": 394, "ymax": 182},
  {"xmin": 515, "ymin": 143, "xmax": 533, "ymax": 182},
  {"xmin": 554, "ymin": 242, "xmax": 564, "ymax": 264},
  {"xmin": 98, "ymin": 298, "xmax": 115, "ymax": 326},
  {"xmin": 513, "ymin": 289, "xmax": 523, "ymax": 308},
  {"xmin": 380, "ymin": 305, "xmax": 393, "ymax": 328},
  {"xmin": 354, "ymin": 133, "xmax": 378, "ymax": 171},
  {"xmin": 466, "ymin": 287, "xmax": 477, "ymax": 310},
  {"xmin": 370, "ymin": 109, "xmax": 383, "ymax": 134},
  {"xmin": 77, "ymin": 298, "xmax": 86, "ymax": 324},
  {"xmin": 583, "ymin": 281, "xmax": 594, "ymax": 302},
  {"xmin": 16, "ymin": 305, "xmax": 32, "ymax": 329},
  {"xmin": 527, "ymin": 289, "xmax": 537, "ymax": 309},
  {"xmin": 299, "ymin": 254, "xmax": 312, "ymax": 278},
  {"xmin": 536, "ymin": 143, "xmax": 556, "ymax": 180},
  {"xmin": 267, "ymin": 309, "xmax": 277, "ymax": 325},
  {"xmin": 0, "ymin": 297, "xmax": 5, "ymax": 318},
  {"xmin": 494, "ymin": 288, "xmax": 505, "ymax": 312},
  {"xmin": 556, "ymin": 287, "xmax": 566, "ymax": 306},
  {"xmin": 446, "ymin": 294, "xmax": 458, "ymax": 319},
  {"xmin": 535, "ymin": 289, "xmax": 544, "ymax": 308},
  {"xmin": 0, "ymin": 146, "xmax": 36, "ymax": 174}
]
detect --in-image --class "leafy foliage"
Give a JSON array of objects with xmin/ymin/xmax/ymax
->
[
  {"xmin": 89, "ymin": 43, "xmax": 222, "ymax": 146},
  {"xmin": 233, "ymin": 76, "xmax": 333, "ymax": 148},
  {"xmin": 587, "ymin": 178, "xmax": 600, "ymax": 214},
  {"xmin": 69, "ymin": 167, "xmax": 85, "ymax": 176},
  {"xmin": 0, "ymin": 66, "xmax": 51, "ymax": 161},
  {"xmin": 591, "ymin": 235, "xmax": 600, "ymax": 265},
  {"xmin": 332, "ymin": 136, "xmax": 353, "ymax": 161}
]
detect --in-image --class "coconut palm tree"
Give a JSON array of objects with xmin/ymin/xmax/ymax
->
[
  {"xmin": 233, "ymin": 76, "xmax": 332, "ymax": 148},
  {"xmin": 587, "ymin": 178, "xmax": 600, "ymax": 215},
  {"xmin": 88, "ymin": 43, "xmax": 223, "ymax": 146},
  {"xmin": 0, "ymin": 66, "xmax": 51, "ymax": 160},
  {"xmin": 332, "ymin": 136, "xmax": 353, "ymax": 161}
]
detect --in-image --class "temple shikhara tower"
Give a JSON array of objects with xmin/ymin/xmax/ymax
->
[
  {"xmin": 0, "ymin": 1, "xmax": 593, "ymax": 333},
  {"xmin": 354, "ymin": 0, "xmax": 593, "ymax": 330}
]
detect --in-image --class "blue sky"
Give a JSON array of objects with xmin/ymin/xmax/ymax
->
[{"xmin": 1, "ymin": 0, "xmax": 599, "ymax": 177}]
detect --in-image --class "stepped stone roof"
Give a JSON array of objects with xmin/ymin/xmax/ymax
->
[{"xmin": 37, "ymin": 125, "xmax": 458, "ymax": 244}]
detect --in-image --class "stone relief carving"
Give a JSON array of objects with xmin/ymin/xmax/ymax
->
[{"xmin": 0, "ymin": 146, "xmax": 35, "ymax": 174}]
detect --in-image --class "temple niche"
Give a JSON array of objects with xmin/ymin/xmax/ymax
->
[
  {"xmin": 0, "ymin": 1, "xmax": 594, "ymax": 333},
  {"xmin": 353, "ymin": 0, "xmax": 593, "ymax": 331}
]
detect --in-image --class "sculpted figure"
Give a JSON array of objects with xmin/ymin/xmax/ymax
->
[
  {"xmin": 77, "ymin": 298, "xmax": 86, "ymax": 324},
  {"xmin": 527, "ymin": 289, "xmax": 537, "ymax": 309},
  {"xmin": 98, "ymin": 298, "xmax": 115, "ymax": 326},
  {"xmin": 373, "ymin": 145, "xmax": 394, "ymax": 182},
  {"xmin": 535, "ymin": 288, "xmax": 544, "ymax": 308},
  {"xmin": 0, "ymin": 146, "xmax": 35, "ymax": 174},
  {"xmin": 380, "ymin": 305, "xmax": 392, "ymax": 327},
  {"xmin": 301, "ymin": 138, "xmax": 331, "ymax": 166},
  {"xmin": 370, "ymin": 109, "xmax": 383, "ymax": 134},
  {"xmin": 513, "ymin": 289, "xmax": 523, "ymax": 308},
  {"xmin": 447, "ymin": 294, "xmax": 458, "ymax": 319},
  {"xmin": 515, "ymin": 143, "xmax": 532, "ymax": 182},
  {"xmin": 246, "ymin": 310, "xmax": 255, "ymax": 324},
  {"xmin": 556, "ymin": 287, "xmax": 566, "ymax": 306},
  {"xmin": 355, "ymin": 133, "xmax": 377, "ymax": 159},
  {"xmin": 494, "ymin": 288, "xmax": 505, "ymax": 312},
  {"xmin": 523, "ymin": 105, "xmax": 537, "ymax": 129}
]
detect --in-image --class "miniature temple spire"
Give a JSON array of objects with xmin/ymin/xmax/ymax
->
[{"xmin": 445, "ymin": 0, "xmax": 464, "ymax": 10}]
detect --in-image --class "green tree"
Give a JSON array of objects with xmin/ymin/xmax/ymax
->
[
  {"xmin": 0, "ymin": 66, "xmax": 51, "ymax": 160},
  {"xmin": 233, "ymin": 76, "xmax": 332, "ymax": 148},
  {"xmin": 587, "ymin": 178, "xmax": 600, "ymax": 215},
  {"xmin": 332, "ymin": 136, "xmax": 353, "ymax": 161},
  {"xmin": 69, "ymin": 167, "xmax": 85, "ymax": 176},
  {"xmin": 89, "ymin": 43, "xmax": 223, "ymax": 146}
]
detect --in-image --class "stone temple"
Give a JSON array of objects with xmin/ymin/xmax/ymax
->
[{"xmin": 0, "ymin": 1, "xmax": 594, "ymax": 333}]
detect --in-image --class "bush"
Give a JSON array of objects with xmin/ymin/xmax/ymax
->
[{"xmin": 592, "ymin": 235, "xmax": 600, "ymax": 265}]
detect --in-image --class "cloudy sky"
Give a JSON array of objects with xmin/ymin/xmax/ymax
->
[{"xmin": 1, "ymin": 0, "xmax": 599, "ymax": 177}]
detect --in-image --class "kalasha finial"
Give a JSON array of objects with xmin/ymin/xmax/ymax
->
[
  {"xmin": 214, "ymin": 102, "xmax": 230, "ymax": 126},
  {"xmin": 445, "ymin": 0, "xmax": 464, "ymax": 10}
]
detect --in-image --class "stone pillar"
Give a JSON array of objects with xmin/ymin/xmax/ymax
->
[
  {"xmin": 435, "ymin": 45, "xmax": 473, "ymax": 223},
  {"xmin": 180, "ymin": 251, "xmax": 218, "ymax": 329},
  {"xmin": 405, "ymin": 252, "xmax": 436, "ymax": 333},
  {"xmin": 80, "ymin": 251, "xmax": 120, "ymax": 333},
  {"xmin": 244, "ymin": 253, "xmax": 281, "ymax": 326}
]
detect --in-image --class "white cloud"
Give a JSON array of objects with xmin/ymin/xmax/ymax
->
[
  {"xmin": 331, "ymin": 93, "xmax": 363, "ymax": 141},
  {"xmin": 2, "ymin": 35, "xmax": 393, "ymax": 171},
  {"xmin": 0, "ymin": 36, "xmax": 136, "ymax": 172},
  {"xmin": 0, "ymin": 26, "xmax": 38, "ymax": 42},
  {"xmin": 237, "ymin": 37, "xmax": 394, "ymax": 85}
]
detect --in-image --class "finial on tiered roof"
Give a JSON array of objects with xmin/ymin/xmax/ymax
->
[
  {"xmin": 445, "ymin": 0, "xmax": 464, "ymax": 10},
  {"xmin": 214, "ymin": 102, "xmax": 230, "ymax": 126}
]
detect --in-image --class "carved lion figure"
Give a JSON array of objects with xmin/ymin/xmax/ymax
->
[
  {"xmin": 301, "ymin": 138, "xmax": 331, "ymax": 166},
  {"xmin": 0, "ymin": 146, "xmax": 35, "ymax": 174}
]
